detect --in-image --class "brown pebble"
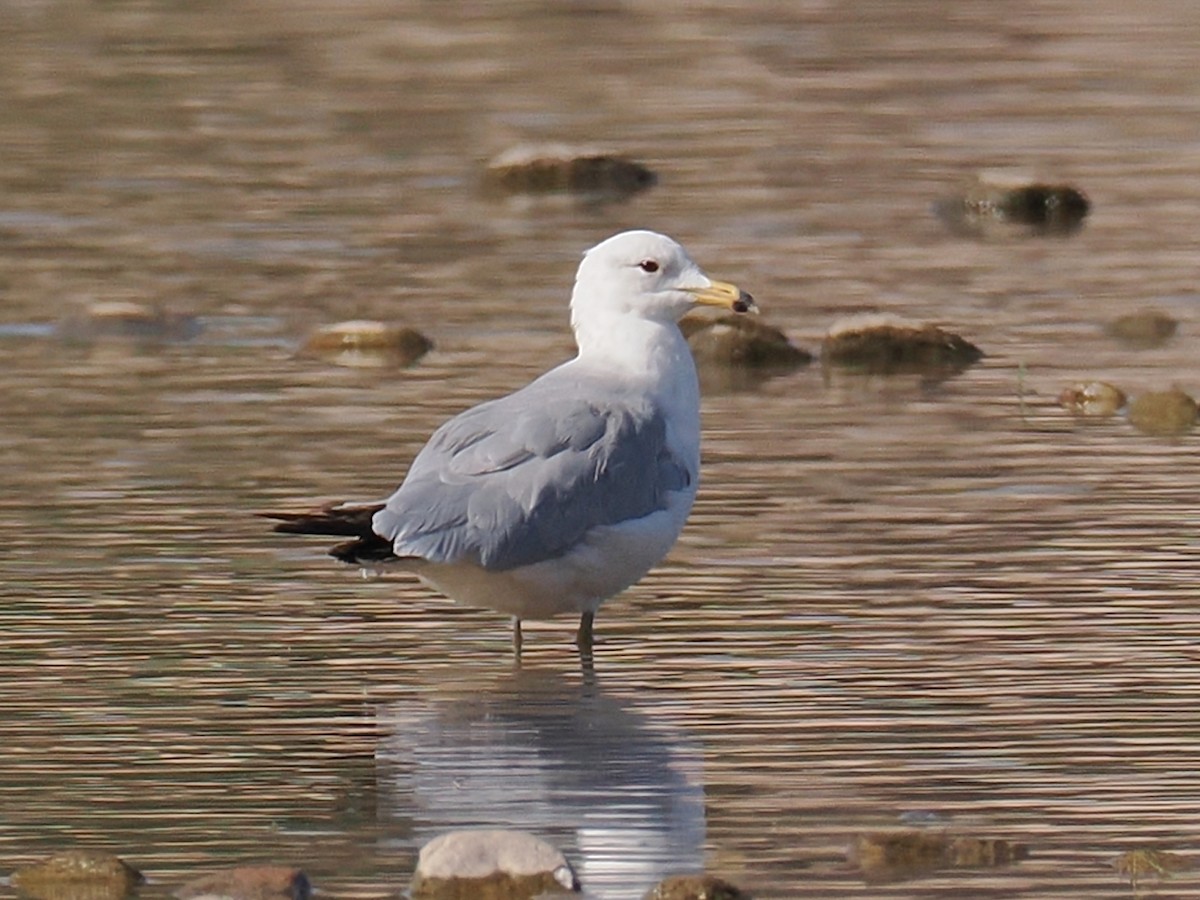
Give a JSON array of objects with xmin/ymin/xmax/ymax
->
[
  {"xmin": 1127, "ymin": 388, "xmax": 1198, "ymax": 437},
  {"xmin": 12, "ymin": 851, "xmax": 144, "ymax": 900},
  {"xmin": 484, "ymin": 144, "xmax": 656, "ymax": 200},
  {"xmin": 945, "ymin": 835, "xmax": 1029, "ymax": 868},
  {"xmin": 1059, "ymin": 381, "xmax": 1126, "ymax": 417},
  {"xmin": 680, "ymin": 312, "xmax": 812, "ymax": 369},
  {"xmin": 935, "ymin": 170, "xmax": 1089, "ymax": 237},
  {"xmin": 299, "ymin": 320, "xmax": 432, "ymax": 368},
  {"xmin": 174, "ymin": 865, "xmax": 311, "ymax": 900},
  {"xmin": 847, "ymin": 830, "xmax": 1028, "ymax": 884},
  {"xmin": 822, "ymin": 314, "xmax": 982, "ymax": 376},
  {"xmin": 847, "ymin": 830, "xmax": 947, "ymax": 883},
  {"xmin": 1112, "ymin": 848, "xmax": 1194, "ymax": 885},
  {"xmin": 643, "ymin": 873, "xmax": 753, "ymax": 900},
  {"xmin": 1104, "ymin": 310, "xmax": 1178, "ymax": 349}
]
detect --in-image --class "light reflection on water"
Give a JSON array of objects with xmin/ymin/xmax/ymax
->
[{"xmin": 3, "ymin": 1, "xmax": 1200, "ymax": 898}]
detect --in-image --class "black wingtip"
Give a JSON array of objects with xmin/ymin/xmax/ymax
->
[
  {"xmin": 330, "ymin": 535, "xmax": 397, "ymax": 564},
  {"xmin": 262, "ymin": 501, "xmax": 398, "ymax": 564},
  {"xmin": 258, "ymin": 502, "xmax": 386, "ymax": 537}
]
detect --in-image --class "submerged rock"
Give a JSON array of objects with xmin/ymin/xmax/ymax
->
[
  {"xmin": 1104, "ymin": 309, "xmax": 1178, "ymax": 349},
  {"xmin": 299, "ymin": 320, "xmax": 432, "ymax": 368},
  {"xmin": 821, "ymin": 313, "xmax": 982, "ymax": 377},
  {"xmin": 1127, "ymin": 388, "xmax": 1198, "ymax": 437},
  {"xmin": 11, "ymin": 851, "xmax": 144, "ymax": 900},
  {"xmin": 174, "ymin": 866, "xmax": 311, "ymax": 900},
  {"xmin": 410, "ymin": 829, "xmax": 580, "ymax": 899},
  {"xmin": 643, "ymin": 873, "xmax": 752, "ymax": 899},
  {"xmin": 847, "ymin": 830, "xmax": 1028, "ymax": 884},
  {"xmin": 58, "ymin": 300, "xmax": 200, "ymax": 343},
  {"xmin": 935, "ymin": 170, "xmax": 1090, "ymax": 237},
  {"xmin": 679, "ymin": 312, "xmax": 812, "ymax": 370},
  {"xmin": 1059, "ymin": 381, "xmax": 1126, "ymax": 417},
  {"xmin": 1112, "ymin": 848, "xmax": 1193, "ymax": 890},
  {"xmin": 484, "ymin": 144, "xmax": 656, "ymax": 201}
]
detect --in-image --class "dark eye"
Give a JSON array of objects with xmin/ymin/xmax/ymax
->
[{"xmin": 638, "ymin": 259, "xmax": 660, "ymax": 273}]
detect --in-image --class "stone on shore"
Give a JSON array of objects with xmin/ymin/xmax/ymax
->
[{"xmin": 410, "ymin": 829, "xmax": 580, "ymax": 899}]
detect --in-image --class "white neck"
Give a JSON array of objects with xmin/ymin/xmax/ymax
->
[
  {"xmin": 572, "ymin": 312, "xmax": 702, "ymax": 467},
  {"xmin": 573, "ymin": 312, "xmax": 690, "ymax": 377}
]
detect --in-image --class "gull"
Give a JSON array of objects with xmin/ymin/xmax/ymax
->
[{"xmin": 264, "ymin": 230, "xmax": 754, "ymax": 652}]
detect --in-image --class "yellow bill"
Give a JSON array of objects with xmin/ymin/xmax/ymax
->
[{"xmin": 686, "ymin": 280, "xmax": 757, "ymax": 314}]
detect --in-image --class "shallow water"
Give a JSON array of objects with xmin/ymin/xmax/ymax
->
[{"xmin": 3, "ymin": 1, "xmax": 1200, "ymax": 898}]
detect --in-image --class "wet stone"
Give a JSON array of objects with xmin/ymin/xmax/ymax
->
[
  {"xmin": 484, "ymin": 144, "xmax": 656, "ymax": 201},
  {"xmin": 174, "ymin": 865, "xmax": 311, "ymax": 900},
  {"xmin": 57, "ymin": 300, "xmax": 201, "ymax": 343},
  {"xmin": 1059, "ymin": 381, "xmax": 1126, "ymax": 417},
  {"xmin": 642, "ymin": 873, "xmax": 753, "ymax": 899},
  {"xmin": 1127, "ymin": 388, "xmax": 1198, "ymax": 437},
  {"xmin": 299, "ymin": 320, "xmax": 433, "ymax": 368},
  {"xmin": 1112, "ymin": 848, "xmax": 1193, "ymax": 890},
  {"xmin": 679, "ymin": 312, "xmax": 812, "ymax": 371},
  {"xmin": 410, "ymin": 829, "xmax": 580, "ymax": 900},
  {"xmin": 1104, "ymin": 309, "xmax": 1178, "ymax": 349},
  {"xmin": 821, "ymin": 313, "xmax": 982, "ymax": 376},
  {"xmin": 935, "ymin": 170, "xmax": 1090, "ymax": 237},
  {"xmin": 11, "ymin": 851, "xmax": 144, "ymax": 900},
  {"xmin": 945, "ymin": 836, "xmax": 1030, "ymax": 868},
  {"xmin": 847, "ymin": 830, "xmax": 1029, "ymax": 884}
]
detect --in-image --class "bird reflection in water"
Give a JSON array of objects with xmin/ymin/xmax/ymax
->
[{"xmin": 374, "ymin": 667, "xmax": 706, "ymax": 899}]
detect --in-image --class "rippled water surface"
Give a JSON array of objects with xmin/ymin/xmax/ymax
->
[{"xmin": 3, "ymin": 2, "xmax": 1200, "ymax": 898}]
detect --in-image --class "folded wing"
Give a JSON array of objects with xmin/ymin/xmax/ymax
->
[{"xmin": 374, "ymin": 372, "xmax": 693, "ymax": 572}]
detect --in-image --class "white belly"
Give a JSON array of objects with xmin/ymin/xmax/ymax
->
[{"xmin": 405, "ymin": 488, "xmax": 696, "ymax": 621}]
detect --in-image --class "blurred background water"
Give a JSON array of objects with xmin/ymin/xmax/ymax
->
[{"xmin": 2, "ymin": 1, "xmax": 1200, "ymax": 898}]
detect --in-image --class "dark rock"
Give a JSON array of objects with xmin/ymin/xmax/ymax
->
[
  {"xmin": 936, "ymin": 171, "xmax": 1089, "ymax": 237},
  {"xmin": 484, "ymin": 144, "xmax": 656, "ymax": 201},
  {"xmin": 821, "ymin": 314, "xmax": 982, "ymax": 376},
  {"xmin": 11, "ymin": 851, "xmax": 144, "ymax": 900},
  {"xmin": 680, "ymin": 313, "xmax": 812, "ymax": 370},
  {"xmin": 643, "ymin": 873, "xmax": 752, "ymax": 899},
  {"xmin": 847, "ymin": 830, "xmax": 1028, "ymax": 884}
]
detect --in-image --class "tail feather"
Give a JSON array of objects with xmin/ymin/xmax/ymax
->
[{"xmin": 260, "ymin": 501, "xmax": 396, "ymax": 565}]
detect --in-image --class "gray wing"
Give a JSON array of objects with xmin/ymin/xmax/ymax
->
[{"xmin": 372, "ymin": 371, "xmax": 693, "ymax": 571}]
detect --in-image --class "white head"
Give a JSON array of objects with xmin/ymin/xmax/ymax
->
[{"xmin": 569, "ymin": 230, "xmax": 753, "ymax": 340}]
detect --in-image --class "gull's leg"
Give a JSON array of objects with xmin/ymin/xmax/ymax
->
[
  {"xmin": 575, "ymin": 611, "xmax": 595, "ymax": 651},
  {"xmin": 512, "ymin": 617, "xmax": 523, "ymax": 656},
  {"xmin": 578, "ymin": 643, "xmax": 595, "ymax": 683}
]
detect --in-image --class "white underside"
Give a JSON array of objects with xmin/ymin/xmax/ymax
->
[{"xmin": 398, "ymin": 489, "xmax": 695, "ymax": 621}]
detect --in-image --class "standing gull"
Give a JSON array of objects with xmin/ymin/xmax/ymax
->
[{"xmin": 265, "ymin": 230, "xmax": 755, "ymax": 651}]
